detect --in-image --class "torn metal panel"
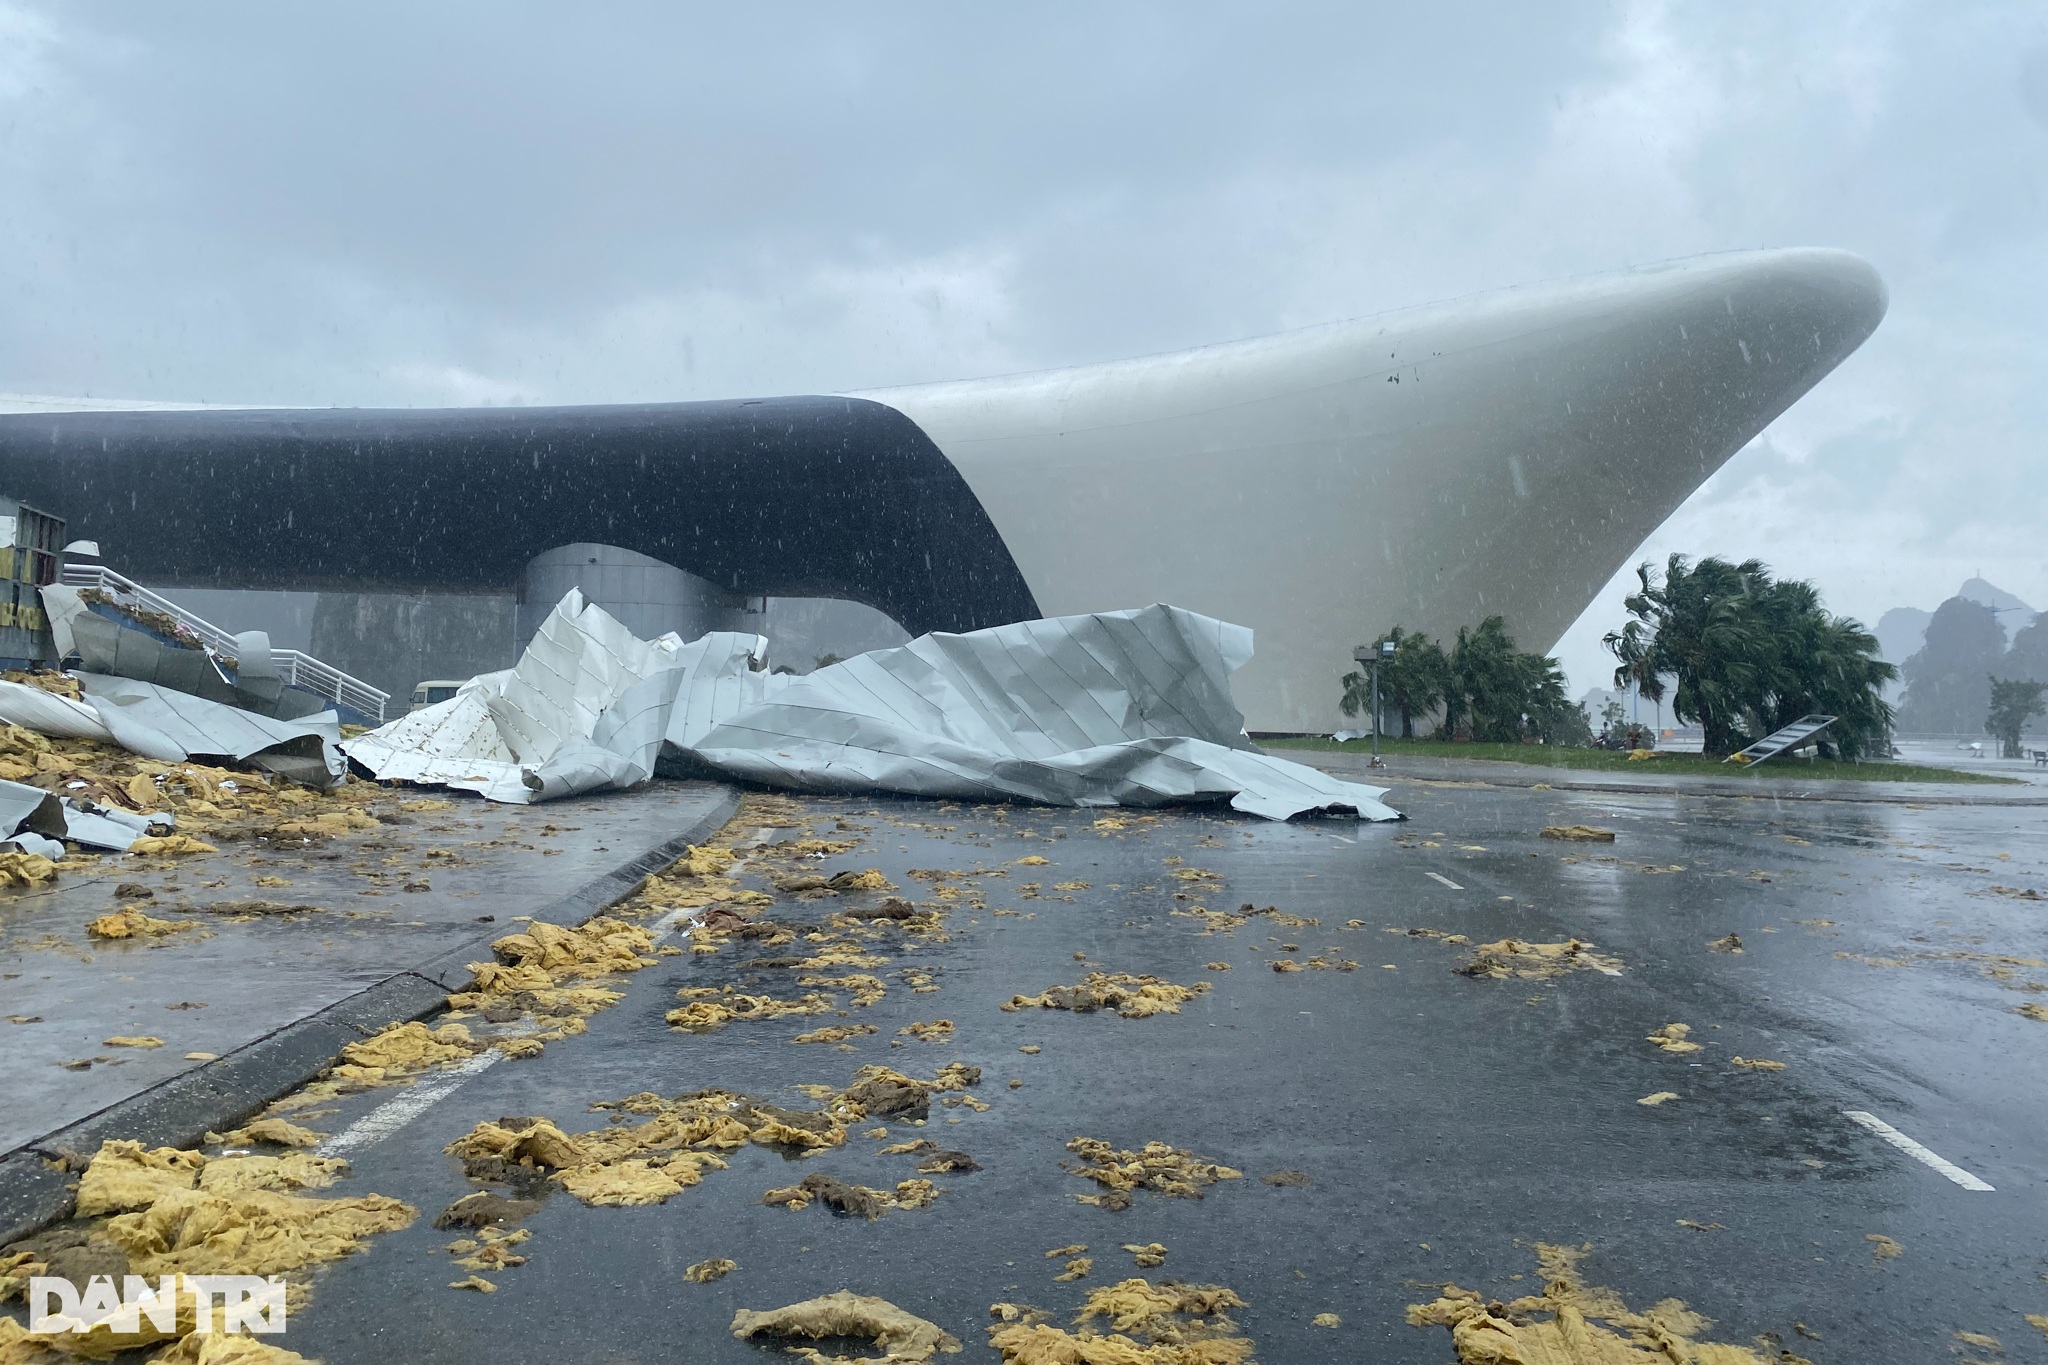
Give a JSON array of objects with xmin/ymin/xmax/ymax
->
[
  {"xmin": 0, "ymin": 777, "xmax": 66, "ymax": 846},
  {"xmin": 663, "ymin": 632, "xmax": 783, "ymax": 750},
  {"xmin": 687, "ymin": 605, "xmax": 1397, "ymax": 821},
  {"xmin": 57, "ymin": 799, "xmax": 168, "ymax": 852},
  {"xmin": 0, "ymin": 678, "xmax": 114, "ymax": 742},
  {"xmin": 71, "ymin": 674, "xmax": 345, "ymax": 788},
  {"xmin": 347, "ymin": 594, "xmax": 1397, "ymax": 820},
  {"xmin": 343, "ymin": 590, "xmax": 689, "ymax": 804}
]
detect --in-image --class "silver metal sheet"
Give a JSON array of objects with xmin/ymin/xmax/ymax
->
[
  {"xmin": 347, "ymin": 594, "xmax": 1396, "ymax": 821},
  {"xmin": 682, "ymin": 605, "xmax": 1397, "ymax": 821},
  {"xmin": 343, "ymin": 590, "xmax": 688, "ymax": 804},
  {"xmin": 71, "ymin": 673, "xmax": 344, "ymax": 787}
]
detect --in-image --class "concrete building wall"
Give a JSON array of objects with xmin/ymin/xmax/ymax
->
[{"xmin": 516, "ymin": 543, "xmax": 752, "ymax": 651}]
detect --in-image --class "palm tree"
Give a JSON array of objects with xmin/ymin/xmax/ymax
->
[{"xmin": 1605, "ymin": 554, "xmax": 1895, "ymax": 758}]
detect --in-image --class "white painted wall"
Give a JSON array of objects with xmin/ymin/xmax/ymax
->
[{"xmin": 858, "ymin": 249, "xmax": 1886, "ymax": 733}]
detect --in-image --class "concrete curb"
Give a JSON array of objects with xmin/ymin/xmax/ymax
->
[{"xmin": 0, "ymin": 784, "xmax": 741, "ymax": 1247}]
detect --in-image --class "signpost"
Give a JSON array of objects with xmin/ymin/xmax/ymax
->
[{"xmin": 1352, "ymin": 640, "xmax": 1397, "ymax": 769}]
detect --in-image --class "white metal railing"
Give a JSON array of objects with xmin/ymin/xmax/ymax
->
[{"xmin": 58, "ymin": 563, "xmax": 388, "ymax": 722}]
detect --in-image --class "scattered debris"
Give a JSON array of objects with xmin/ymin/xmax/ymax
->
[
  {"xmin": 1646, "ymin": 1023, "xmax": 1703, "ymax": 1054},
  {"xmin": 206, "ymin": 1119, "xmax": 326, "ymax": 1149},
  {"xmin": 1261, "ymin": 1170, "xmax": 1310, "ymax": 1187},
  {"xmin": 339, "ymin": 1020, "xmax": 484, "ymax": 1074},
  {"xmin": 791, "ymin": 1023, "xmax": 879, "ymax": 1044},
  {"xmin": 433, "ymin": 1192, "xmax": 541, "ymax": 1229},
  {"xmin": 1054, "ymin": 1257, "xmax": 1093, "ymax": 1282},
  {"xmin": 666, "ymin": 988, "xmax": 835, "ymax": 1031},
  {"xmin": 732, "ymin": 1290, "xmax": 962, "ymax": 1364},
  {"xmin": 2015, "ymin": 1004, "xmax": 2048, "ymax": 1023},
  {"xmin": 1064, "ymin": 1137, "xmax": 1241, "ymax": 1210},
  {"xmin": 445, "ymin": 1225, "xmax": 530, "ymax": 1272},
  {"xmin": 1123, "ymin": 1242, "xmax": 1167, "ymax": 1268},
  {"xmin": 1707, "ymin": 933, "xmax": 1744, "ymax": 953},
  {"xmin": 899, "ymin": 1019, "xmax": 955, "ymax": 1043},
  {"xmin": 1004, "ymin": 973, "xmax": 1212, "ymax": 1019},
  {"xmin": 685, "ymin": 1258, "xmax": 736, "ymax": 1283},
  {"xmin": 1730, "ymin": 1056, "xmax": 1786, "ymax": 1071},
  {"xmin": 1867, "ymin": 1234, "xmax": 1903, "ymax": 1261},
  {"xmin": 987, "ymin": 1278, "xmax": 1253, "ymax": 1365},
  {"xmin": 1312, "ymin": 1313, "xmax": 1341, "ymax": 1328},
  {"xmin": 1637, "ymin": 1092, "xmax": 1680, "ymax": 1107},
  {"xmin": 102, "ymin": 1034, "xmax": 165, "ymax": 1048},
  {"xmin": 1408, "ymin": 1242, "xmax": 1776, "ymax": 1364},
  {"xmin": 1676, "ymin": 1220, "xmax": 1724, "ymax": 1232},
  {"xmin": 1541, "ymin": 826, "xmax": 1616, "ymax": 841},
  {"xmin": 85, "ymin": 907, "xmax": 202, "ymax": 940},
  {"xmin": 448, "ymin": 1274, "xmax": 496, "ymax": 1293},
  {"xmin": 1456, "ymin": 938, "xmax": 1624, "ymax": 980}
]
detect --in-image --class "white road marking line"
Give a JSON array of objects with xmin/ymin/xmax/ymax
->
[
  {"xmin": 1843, "ymin": 1110, "xmax": 1994, "ymax": 1191},
  {"xmin": 318, "ymin": 1053, "xmax": 499, "ymax": 1156},
  {"xmin": 1425, "ymin": 871, "xmax": 1463, "ymax": 890},
  {"xmin": 316, "ymin": 901, "xmax": 712, "ymax": 1159},
  {"xmin": 1330, "ymin": 835, "xmax": 1354, "ymax": 844}
]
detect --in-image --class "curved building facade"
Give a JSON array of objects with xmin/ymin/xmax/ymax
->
[{"xmin": 0, "ymin": 248, "xmax": 1886, "ymax": 733}]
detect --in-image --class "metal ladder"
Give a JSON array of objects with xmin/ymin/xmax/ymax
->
[{"xmin": 1726, "ymin": 714, "xmax": 1836, "ymax": 767}]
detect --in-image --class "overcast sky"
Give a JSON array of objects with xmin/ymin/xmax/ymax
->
[{"xmin": 3, "ymin": 1, "xmax": 2043, "ymax": 692}]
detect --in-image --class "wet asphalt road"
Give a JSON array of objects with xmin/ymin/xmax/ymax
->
[
  {"xmin": 0, "ymin": 781, "xmax": 727, "ymax": 1154},
  {"xmin": 219, "ymin": 782, "xmax": 2048, "ymax": 1363}
]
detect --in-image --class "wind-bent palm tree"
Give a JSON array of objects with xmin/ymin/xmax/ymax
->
[{"xmin": 1605, "ymin": 554, "xmax": 1894, "ymax": 758}]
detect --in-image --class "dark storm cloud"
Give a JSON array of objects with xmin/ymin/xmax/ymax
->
[{"xmin": 2, "ymin": 1, "xmax": 2043, "ymax": 686}]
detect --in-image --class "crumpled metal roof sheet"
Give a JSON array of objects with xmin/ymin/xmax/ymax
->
[{"xmin": 344, "ymin": 595, "xmax": 1397, "ymax": 822}]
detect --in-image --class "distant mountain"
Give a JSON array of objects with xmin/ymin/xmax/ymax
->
[
  {"xmin": 1875, "ymin": 578, "xmax": 2034, "ymax": 670},
  {"xmin": 1894, "ymin": 579, "xmax": 2046, "ymax": 732},
  {"xmin": 1958, "ymin": 577, "xmax": 2034, "ymax": 614}
]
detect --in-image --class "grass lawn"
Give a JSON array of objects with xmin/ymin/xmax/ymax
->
[{"xmin": 1259, "ymin": 735, "xmax": 2018, "ymax": 784}]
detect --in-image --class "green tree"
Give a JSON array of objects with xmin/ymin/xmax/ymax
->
[
  {"xmin": 1750, "ymin": 576, "xmax": 1897, "ymax": 759},
  {"xmin": 1986, "ymin": 677, "xmax": 2047, "ymax": 758},
  {"xmin": 1340, "ymin": 626, "xmax": 1449, "ymax": 737},
  {"xmin": 1442, "ymin": 616, "xmax": 1581, "ymax": 744},
  {"xmin": 1604, "ymin": 555, "xmax": 1896, "ymax": 758},
  {"xmin": 1604, "ymin": 556, "xmax": 1768, "ymax": 756}
]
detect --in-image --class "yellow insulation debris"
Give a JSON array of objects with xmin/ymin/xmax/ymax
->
[
  {"xmin": 1409, "ymin": 1243, "xmax": 1777, "ymax": 1363},
  {"xmin": 74, "ymin": 1141, "xmax": 207, "ymax": 1216},
  {"xmin": 685, "ymin": 1258, "xmax": 736, "ymax": 1283},
  {"xmin": 1542, "ymin": 825, "xmax": 1617, "ymax": 841},
  {"xmin": 789, "ymin": 1023, "xmax": 876, "ymax": 1045},
  {"xmin": 127, "ymin": 836, "xmax": 219, "ymax": 857},
  {"xmin": 665, "ymin": 989, "xmax": 835, "ymax": 1031},
  {"xmin": 85, "ymin": 908, "xmax": 200, "ymax": 940},
  {"xmin": 338, "ymin": 1021, "xmax": 481, "ymax": 1073},
  {"xmin": 1003, "ymin": 973, "xmax": 1211, "ymax": 1019},
  {"xmin": 1646, "ymin": 1023, "xmax": 1704, "ymax": 1054},
  {"xmin": 1064, "ymin": 1137, "xmax": 1241, "ymax": 1210},
  {"xmin": 732, "ymin": 1290, "xmax": 962, "ymax": 1363},
  {"xmin": 987, "ymin": 1279, "xmax": 1254, "ymax": 1365},
  {"xmin": 1457, "ymin": 938, "xmax": 1624, "ymax": 980},
  {"xmin": 104, "ymin": 1185, "xmax": 414, "ymax": 1278}
]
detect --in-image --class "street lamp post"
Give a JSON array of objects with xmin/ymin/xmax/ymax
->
[{"xmin": 1353, "ymin": 640, "xmax": 1397, "ymax": 769}]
